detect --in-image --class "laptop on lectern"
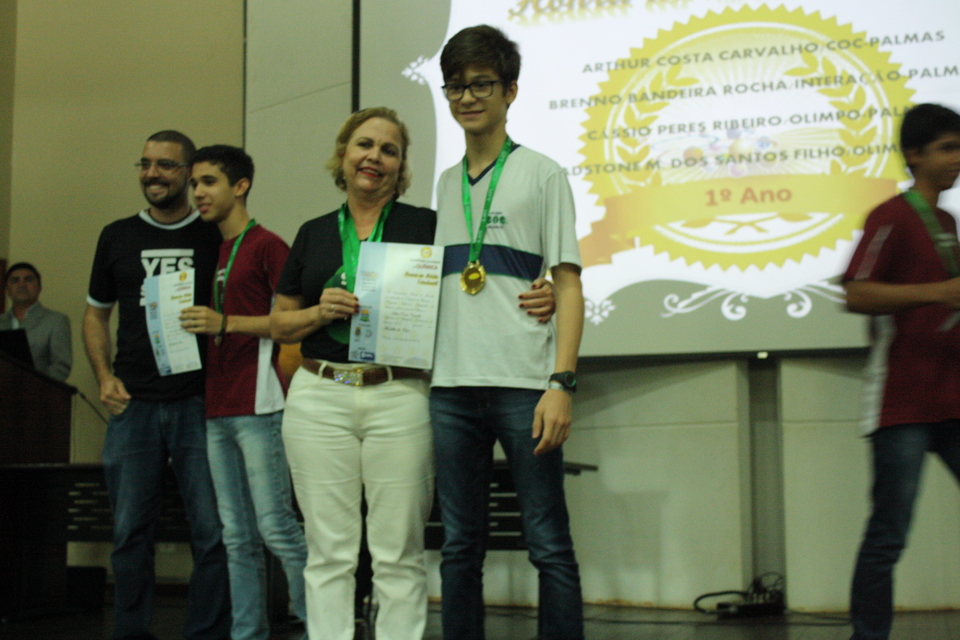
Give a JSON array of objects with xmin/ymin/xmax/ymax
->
[{"xmin": 0, "ymin": 328, "xmax": 35, "ymax": 369}]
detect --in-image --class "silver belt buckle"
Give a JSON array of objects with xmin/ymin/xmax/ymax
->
[{"xmin": 332, "ymin": 367, "xmax": 364, "ymax": 386}]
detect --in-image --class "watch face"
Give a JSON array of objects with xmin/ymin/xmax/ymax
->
[{"xmin": 551, "ymin": 372, "xmax": 577, "ymax": 389}]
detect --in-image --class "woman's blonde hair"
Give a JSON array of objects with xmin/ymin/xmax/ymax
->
[{"xmin": 326, "ymin": 106, "xmax": 412, "ymax": 197}]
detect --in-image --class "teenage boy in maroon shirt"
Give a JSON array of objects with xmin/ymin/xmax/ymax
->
[{"xmin": 844, "ymin": 103, "xmax": 960, "ymax": 640}]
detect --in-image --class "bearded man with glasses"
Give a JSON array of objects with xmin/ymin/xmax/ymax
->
[{"xmin": 83, "ymin": 130, "xmax": 229, "ymax": 640}]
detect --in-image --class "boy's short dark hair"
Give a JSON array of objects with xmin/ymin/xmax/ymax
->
[
  {"xmin": 900, "ymin": 103, "xmax": 960, "ymax": 169},
  {"xmin": 146, "ymin": 130, "xmax": 196, "ymax": 164},
  {"xmin": 193, "ymin": 145, "xmax": 255, "ymax": 194},
  {"xmin": 440, "ymin": 25, "xmax": 521, "ymax": 85},
  {"xmin": 5, "ymin": 262, "xmax": 41, "ymax": 286}
]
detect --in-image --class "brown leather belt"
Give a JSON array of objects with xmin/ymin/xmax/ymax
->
[{"xmin": 300, "ymin": 358, "xmax": 429, "ymax": 386}]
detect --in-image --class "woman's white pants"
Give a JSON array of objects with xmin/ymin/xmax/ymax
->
[{"xmin": 282, "ymin": 368, "xmax": 434, "ymax": 640}]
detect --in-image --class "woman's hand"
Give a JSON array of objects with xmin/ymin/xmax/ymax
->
[
  {"xmin": 318, "ymin": 287, "xmax": 360, "ymax": 325},
  {"xmin": 519, "ymin": 277, "xmax": 556, "ymax": 323}
]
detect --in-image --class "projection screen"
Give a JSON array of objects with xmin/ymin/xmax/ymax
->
[{"xmin": 360, "ymin": 0, "xmax": 960, "ymax": 357}]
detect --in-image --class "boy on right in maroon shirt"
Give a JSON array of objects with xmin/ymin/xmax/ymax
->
[{"xmin": 844, "ymin": 103, "xmax": 960, "ymax": 640}]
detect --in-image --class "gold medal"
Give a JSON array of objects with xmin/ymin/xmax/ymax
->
[{"xmin": 460, "ymin": 261, "xmax": 486, "ymax": 294}]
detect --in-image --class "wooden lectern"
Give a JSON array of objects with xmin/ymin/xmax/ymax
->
[
  {"xmin": 0, "ymin": 349, "xmax": 74, "ymax": 464},
  {"xmin": 0, "ymin": 351, "xmax": 77, "ymax": 619}
]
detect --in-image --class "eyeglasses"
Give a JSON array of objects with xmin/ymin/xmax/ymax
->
[
  {"xmin": 135, "ymin": 159, "xmax": 190, "ymax": 172},
  {"xmin": 441, "ymin": 79, "xmax": 503, "ymax": 101}
]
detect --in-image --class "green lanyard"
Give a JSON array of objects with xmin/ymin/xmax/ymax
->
[
  {"xmin": 904, "ymin": 189, "xmax": 960, "ymax": 277},
  {"xmin": 461, "ymin": 137, "xmax": 513, "ymax": 263},
  {"xmin": 324, "ymin": 201, "xmax": 392, "ymax": 344},
  {"xmin": 333, "ymin": 199, "xmax": 393, "ymax": 293},
  {"xmin": 214, "ymin": 219, "xmax": 256, "ymax": 313}
]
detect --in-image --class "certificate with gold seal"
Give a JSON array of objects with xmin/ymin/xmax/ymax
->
[{"xmin": 348, "ymin": 242, "xmax": 445, "ymax": 369}]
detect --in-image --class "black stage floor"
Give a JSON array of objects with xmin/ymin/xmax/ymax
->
[{"xmin": 2, "ymin": 595, "xmax": 958, "ymax": 640}]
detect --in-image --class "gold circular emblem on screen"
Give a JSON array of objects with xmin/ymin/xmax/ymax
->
[{"xmin": 578, "ymin": 5, "xmax": 913, "ymax": 271}]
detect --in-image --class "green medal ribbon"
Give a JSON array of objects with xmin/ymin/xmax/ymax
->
[
  {"xmin": 325, "ymin": 200, "xmax": 393, "ymax": 343},
  {"xmin": 214, "ymin": 218, "xmax": 257, "ymax": 313},
  {"xmin": 904, "ymin": 189, "xmax": 960, "ymax": 277},
  {"xmin": 461, "ymin": 137, "xmax": 513, "ymax": 265}
]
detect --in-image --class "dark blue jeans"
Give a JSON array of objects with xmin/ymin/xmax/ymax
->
[
  {"xmin": 102, "ymin": 396, "xmax": 230, "ymax": 640},
  {"xmin": 850, "ymin": 422, "xmax": 960, "ymax": 640},
  {"xmin": 430, "ymin": 386, "xmax": 584, "ymax": 640}
]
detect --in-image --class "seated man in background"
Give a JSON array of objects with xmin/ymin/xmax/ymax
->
[{"xmin": 0, "ymin": 261, "xmax": 72, "ymax": 381}]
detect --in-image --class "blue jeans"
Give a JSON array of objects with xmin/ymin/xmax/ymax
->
[
  {"xmin": 850, "ymin": 422, "xmax": 960, "ymax": 640},
  {"xmin": 430, "ymin": 387, "xmax": 584, "ymax": 640},
  {"xmin": 207, "ymin": 411, "xmax": 308, "ymax": 640},
  {"xmin": 102, "ymin": 396, "xmax": 230, "ymax": 640}
]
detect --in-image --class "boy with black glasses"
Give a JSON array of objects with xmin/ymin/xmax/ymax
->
[{"xmin": 429, "ymin": 24, "xmax": 586, "ymax": 640}]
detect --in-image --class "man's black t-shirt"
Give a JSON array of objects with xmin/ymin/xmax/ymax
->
[{"xmin": 88, "ymin": 210, "xmax": 221, "ymax": 399}]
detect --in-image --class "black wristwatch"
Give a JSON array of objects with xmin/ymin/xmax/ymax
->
[{"xmin": 549, "ymin": 371, "xmax": 577, "ymax": 393}]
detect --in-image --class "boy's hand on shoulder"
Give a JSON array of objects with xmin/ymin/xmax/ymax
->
[{"xmin": 532, "ymin": 388, "xmax": 572, "ymax": 455}]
